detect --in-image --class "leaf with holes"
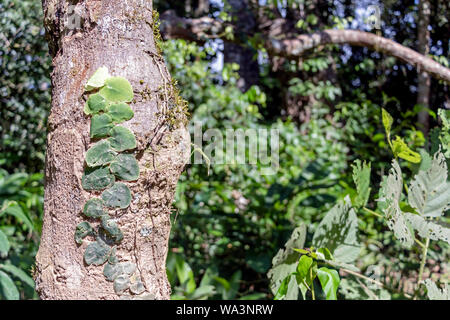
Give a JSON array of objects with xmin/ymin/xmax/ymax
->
[
  {"xmin": 82, "ymin": 167, "xmax": 115, "ymax": 191},
  {"xmin": 75, "ymin": 222, "xmax": 94, "ymax": 245},
  {"xmin": 85, "ymin": 66, "xmax": 110, "ymax": 91},
  {"xmin": 84, "ymin": 238, "xmax": 111, "ymax": 266},
  {"xmin": 312, "ymin": 196, "xmax": 360, "ymax": 263},
  {"xmin": 108, "ymin": 126, "xmax": 137, "ymax": 152},
  {"xmin": 379, "ymin": 160, "xmax": 414, "ymax": 248},
  {"xmin": 100, "ymin": 77, "xmax": 134, "ymax": 103},
  {"xmin": 84, "ymin": 93, "xmax": 109, "ymax": 115},
  {"xmin": 101, "ymin": 215, "xmax": 124, "ymax": 243},
  {"xmin": 108, "ymin": 103, "xmax": 134, "ymax": 124},
  {"xmin": 408, "ymin": 151, "xmax": 450, "ymax": 218},
  {"xmin": 90, "ymin": 113, "xmax": 114, "ymax": 139},
  {"xmin": 424, "ymin": 279, "xmax": 450, "ymax": 300},
  {"xmin": 405, "ymin": 213, "xmax": 450, "ymax": 244},
  {"xmin": 85, "ymin": 140, "xmax": 117, "ymax": 167},
  {"xmin": 110, "ymin": 154, "xmax": 140, "ymax": 181},
  {"xmin": 267, "ymin": 224, "xmax": 307, "ymax": 300},
  {"xmin": 83, "ymin": 198, "xmax": 105, "ymax": 219},
  {"xmin": 102, "ymin": 183, "xmax": 132, "ymax": 209}
]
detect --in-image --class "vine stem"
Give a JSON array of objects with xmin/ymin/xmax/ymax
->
[
  {"xmin": 310, "ymin": 267, "xmax": 315, "ymax": 300},
  {"xmin": 363, "ymin": 207, "xmax": 383, "ymax": 218},
  {"xmin": 324, "ymin": 260, "xmax": 412, "ymax": 299},
  {"xmin": 417, "ymin": 237, "xmax": 430, "ymax": 286}
]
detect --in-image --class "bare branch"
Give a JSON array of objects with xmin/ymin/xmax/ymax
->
[{"xmin": 159, "ymin": 11, "xmax": 450, "ymax": 84}]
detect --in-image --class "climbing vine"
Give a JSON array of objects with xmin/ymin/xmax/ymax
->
[{"xmin": 75, "ymin": 66, "xmax": 145, "ymax": 296}]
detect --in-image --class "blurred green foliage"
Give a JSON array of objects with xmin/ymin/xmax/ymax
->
[
  {"xmin": 0, "ymin": 0, "xmax": 50, "ymax": 172},
  {"xmin": 0, "ymin": 0, "xmax": 449, "ymax": 300}
]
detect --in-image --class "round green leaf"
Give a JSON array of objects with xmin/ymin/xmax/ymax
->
[
  {"xmin": 83, "ymin": 198, "xmax": 105, "ymax": 218},
  {"xmin": 75, "ymin": 221, "xmax": 94, "ymax": 245},
  {"xmin": 84, "ymin": 93, "xmax": 109, "ymax": 115},
  {"xmin": 130, "ymin": 281, "xmax": 145, "ymax": 295},
  {"xmin": 103, "ymin": 262, "xmax": 136, "ymax": 282},
  {"xmin": 110, "ymin": 154, "xmax": 140, "ymax": 181},
  {"xmin": 85, "ymin": 66, "xmax": 110, "ymax": 91},
  {"xmin": 90, "ymin": 113, "xmax": 114, "ymax": 139},
  {"xmin": 108, "ymin": 103, "xmax": 134, "ymax": 124},
  {"xmin": 85, "ymin": 140, "xmax": 116, "ymax": 167},
  {"xmin": 102, "ymin": 183, "xmax": 132, "ymax": 209},
  {"xmin": 108, "ymin": 126, "xmax": 137, "ymax": 152},
  {"xmin": 0, "ymin": 271, "xmax": 19, "ymax": 300},
  {"xmin": 99, "ymin": 77, "xmax": 134, "ymax": 103},
  {"xmin": 82, "ymin": 167, "xmax": 115, "ymax": 191},
  {"xmin": 101, "ymin": 215, "xmax": 124, "ymax": 243},
  {"xmin": 113, "ymin": 274, "xmax": 130, "ymax": 295},
  {"xmin": 84, "ymin": 238, "xmax": 111, "ymax": 266}
]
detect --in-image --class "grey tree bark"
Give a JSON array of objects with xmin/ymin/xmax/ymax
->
[{"xmin": 35, "ymin": 0, "xmax": 190, "ymax": 300}]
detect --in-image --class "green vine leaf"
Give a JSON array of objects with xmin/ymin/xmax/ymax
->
[
  {"xmin": 312, "ymin": 196, "xmax": 360, "ymax": 263},
  {"xmin": 75, "ymin": 221, "xmax": 94, "ymax": 245},
  {"xmin": 101, "ymin": 182, "xmax": 132, "ymax": 209},
  {"xmin": 108, "ymin": 126, "xmax": 137, "ymax": 152},
  {"xmin": 113, "ymin": 274, "xmax": 131, "ymax": 295},
  {"xmin": 82, "ymin": 166, "xmax": 115, "ymax": 191},
  {"xmin": 108, "ymin": 103, "xmax": 134, "ymax": 124},
  {"xmin": 84, "ymin": 93, "xmax": 109, "ymax": 115},
  {"xmin": 130, "ymin": 281, "xmax": 145, "ymax": 295},
  {"xmin": 90, "ymin": 114, "xmax": 114, "ymax": 139},
  {"xmin": 101, "ymin": 215, "xmax": 124, "ymax": 244},
  {"xmin": 85, "ymin": 66, "xmax": 110, "ymax": 91},
  {"xmin": 99, "ymin": 77, "xmax": 134, "ymax": 103},
  {"xmin": 103, "ymin": 262, "xmax": 136, "ymax": 282},
  {"xmin": 85, "ymin": 140, "xmax": 117, "ymax": 167},
  {"xmin": 351, "ymin": 160, "xmax": 371, "ymax": 208},
  {"xmin": 110, "ymin": 154, "xmax": 140, "ymax": 181},
  {"xmin": 83, "ymin": 198, "xmax": 105, "ymax": 219},
  {"xmin": 84, "ymin": 238, "xmax": 111, "ymax": 266},
  {"xmin": 408, "ymin": 151, "xmax": 450, "ymax": 218},
  {"xmin": 392, "ymin": 136, "xmax": 421, "ymax": 163}
]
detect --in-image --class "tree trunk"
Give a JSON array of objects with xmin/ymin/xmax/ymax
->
[
  {"xmin": 417, "ymin": 0, "xmax": 431, "ymax": 134},
  {"xmin": 35, "ymin": 0, "xmax": 190, "ymax": 300},
  {"xmin": 223, "ymin": 0, "xmax": 259, "ymax": 92}
]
